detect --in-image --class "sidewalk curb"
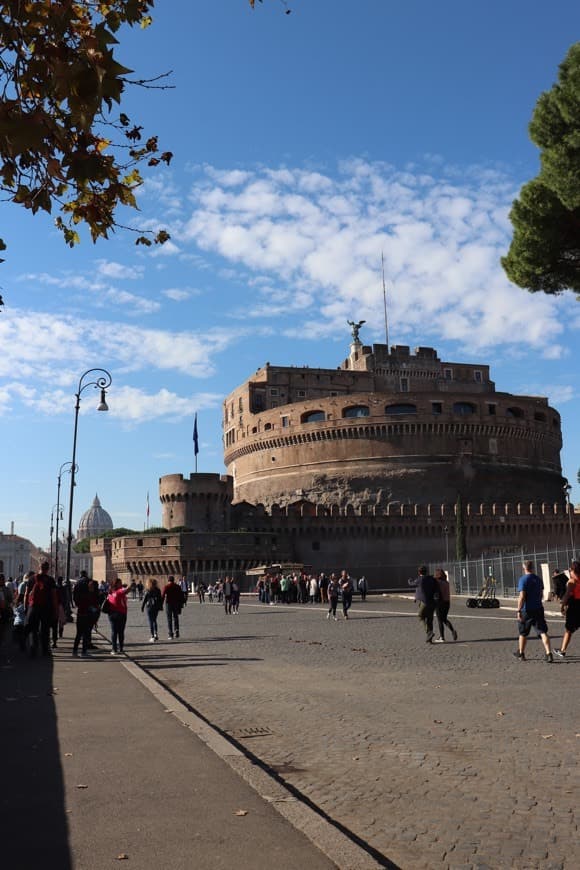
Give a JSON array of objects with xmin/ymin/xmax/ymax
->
[{"xmin": 122, "ymin": 658, "xmax": 389, "ymax": 870}]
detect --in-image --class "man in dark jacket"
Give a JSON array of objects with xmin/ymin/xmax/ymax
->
[
  {"xmin": 162, "ymin": 576, "xmax": 183, "ymax": 639},
  {"xmin": 410, "ymin": 565, "xmax": 438, "ymax": 643}
]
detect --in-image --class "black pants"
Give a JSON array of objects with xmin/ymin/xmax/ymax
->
[
  {"xmin": 418, "ymin": 602, "xmax": 435, "ymax": 635},
  {"xmin": 27, "ymin": 606, "xmax": 53, "ymax": 654},
  {"xmin": 73, "ymin": 613, "xmax": 92, "ymax": 654},
  {"xmin": 109, "ymin": 611, "xmax": 127, "ymax": 652},
  {"xmin": 436, "ymin": 602, "xmax": 455, "ymax": 640},
  {"xmin": 166, "ymin": 606, "xmax": 180, "ymax": 636}
]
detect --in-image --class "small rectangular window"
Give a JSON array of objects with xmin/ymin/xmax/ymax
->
[
  {"xmin": 271, "ymin": 400, "xmax": 278, "ymax": 408},
  {"xmin": 269, "ymin": 388, "xmax": 278, "ymax": 397},
  {"xmin": 400, "ymin": 377, "xmax": 409, "ymax": 392},
  {"xmin": 160, "ymin": 538, "xmax": 167, "ymax": 546},
  {"xmin": 297, "ymin": 390, "xmax": 306, "ymax": 398},
  {"xmin": 487, "ymin": 403, "xmax": 496, "ymax": 415},
  {"xmin": 444, "ymin": 368, "xmax": 453, "ymax": 380},
  {"xmin": 137, "ymin": 539, "xmax": 143, "ymax": 547},
  {"xmin": 474, "ymin": 370, "xmax": 482, "ymax": 383},
  {"xmin": 432, "ymin": 402, "xmax": 442, "ymax": 415},
  {"xmin": 330, "ymin": 391, "xmax": 338, "ymax": 397},
  {"xmin": 281, "ymin": 415, "xmax": 289, "ymax": 428}
]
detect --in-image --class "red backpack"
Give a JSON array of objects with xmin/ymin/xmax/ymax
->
[{"xmin": 29, "ymin": 576, "xmax": 50, "ymax": 608}]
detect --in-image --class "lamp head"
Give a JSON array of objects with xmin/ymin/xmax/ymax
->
[{"xmin": 97, "ymin": 388, "xmax": 109, "ymax": 412}]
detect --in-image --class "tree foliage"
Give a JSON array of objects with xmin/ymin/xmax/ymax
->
[
  {"xmin": 0, "ymin": 0, "xmax": 172, "ymax": 280},
  {"xmin": 502, "ymin": 42, "xmax": 580, "ymax": 294}
]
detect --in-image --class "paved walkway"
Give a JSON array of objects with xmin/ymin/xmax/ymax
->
[
  {"xmin": 3, "ymin": 593, "xmax": 577, "ymax": 870},
  {"xmin": 1, "ymin": 634, "xmax": 363, "ymax": 870}
]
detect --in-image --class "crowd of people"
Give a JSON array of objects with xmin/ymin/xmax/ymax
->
[{"xmin": 1, "ymin": 560, "xmax": 579, "ymax": 662}]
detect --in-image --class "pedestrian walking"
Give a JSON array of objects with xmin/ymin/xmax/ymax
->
[
  {"xmin": 309, "ymin": 575, "xmax": 318, "ymax": 604},
  {"xmin": 51, "ymin": 577, "xmax": 67, "ymax": 648},
  {"xmin": 340, "ymin": 570, "xmax": 353, "ymax": 619},
  {"xmin": 357, "ymin": 576, "xmax": 368, "ymax": 601},
  {"xmin": 223, "ymin": 576, "xmax": 233, "ymax": 615},
  {"xmin": 513, "ymin": 560, "xmax": 553, "ymax": 663},
  {"xmin": 0, "ymin": 573, "xmax": 14, "ymax": 655},
  {"xmin": 554, "ymin": 560, "xmax": 580, "ymax": 658},
  {"xmin": 24, "ymin": 562, "xmax": 57, "ymax": 657},
  {"xmin": 162, "ymin": 576, "xmax": 183, "ymax": 638},
  {"xmin": 409, "ymin": 565, "xmax": 437, "ymax": 643},
  {"xmin": 72, "ymin": 571, "xmax": 97, "ymax": 657},
  {"xmin": 141, "ymin": 578, "xmax": 162, "ymax": 642},
  {"xmin": 106, "ymin": 578, "xmax": 129, "ymax": 655},
  {"xmin": 327, "ymin": 576, "xmax": 339, "ymax": 620},
  {"xmin": 433, "ymin": 568, "xmax": 458, "ymax": 642},
  {"xmin": 231, "ymin": 579, "xmax": 240, "ymax": 614}
]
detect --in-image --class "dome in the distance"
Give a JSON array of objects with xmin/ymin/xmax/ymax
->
[{"xmin": 77, "ymin": 494, "xmax": 113, "ymax": 540}]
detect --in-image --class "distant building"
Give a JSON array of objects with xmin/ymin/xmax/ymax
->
[
  {"xmin": 77, "ymin": 494, "xmax": 113, "ymax": 541},
  {"xmin": 0, "ymin": 531, "xmax": 44, "ymax": 579}
]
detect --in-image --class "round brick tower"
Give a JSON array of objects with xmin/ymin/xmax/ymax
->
[
  {"xmin": 222, "ymin": 344, "xmax": 564, "ymax": 509},
  {"xmin": 159, "ymin": 473, "xmax": 233, "ymax": 531}
]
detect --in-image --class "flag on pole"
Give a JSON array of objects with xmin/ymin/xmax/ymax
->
[
  {"xmin": 146, "ymin": 491, "xmax": 150, "ymax": 519},
  {"xmin": 193, "ymin": 413, "xmax": 199, "ymax": 456}
]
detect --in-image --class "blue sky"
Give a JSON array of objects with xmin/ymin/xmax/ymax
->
[{"xmin": 2, "ymin": 1, "xmax": 580, "ymax": 548}]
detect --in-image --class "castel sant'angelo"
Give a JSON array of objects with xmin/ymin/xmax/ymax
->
[{"xmin": 95, "ymin": 327, "xmax": 577, "ymax": 586}]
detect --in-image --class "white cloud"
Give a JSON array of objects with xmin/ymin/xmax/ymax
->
[
  {"xmin": 96, "ymin": 260, "xmax": 144, "ymax": 280},
  {"xmin": 0, "ymin": 309, "xmax": 242, "ymax": 419},
  {"xmin": 180, "ymin": 160, "xmax": 569, "ymax": 356},
  {"xmin": 162, "ymin": 288, "xmax": 195, "ymax": 302}
]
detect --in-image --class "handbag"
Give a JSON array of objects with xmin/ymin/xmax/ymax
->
[{"xmin": 101, "ymin": 597, "xmax": 111, "ymax": 615}]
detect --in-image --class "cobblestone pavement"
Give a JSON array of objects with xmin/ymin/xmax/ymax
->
[{"xmin": 116, "ymin": 597, "xmax": 579, "ymax": 870}]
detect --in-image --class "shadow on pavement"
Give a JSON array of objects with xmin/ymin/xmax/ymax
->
[{"xmin": 1, "ymin": 650, "xmax": 72, "ymax": 870}]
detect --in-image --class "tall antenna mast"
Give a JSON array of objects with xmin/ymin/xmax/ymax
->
[{"xmin": 381, "ymin": 251, "xmax": 389, "ymax": 349}]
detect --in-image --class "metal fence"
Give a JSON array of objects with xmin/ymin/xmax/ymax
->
[{"xmin": 435, "ymin": 546, "xmax": 576, "ymax": 599}]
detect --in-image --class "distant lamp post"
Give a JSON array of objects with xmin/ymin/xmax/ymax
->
[
  {"xmin": 55, "ymin": 461, "xmax": 76, "ymax": 578},
  {"xmin": 443, "ymin": 525, "xmax": 450, "ymax": 564},
  {"xmin": 49, "ymin": 503, "xmax": 64, "ymax": 572},
  {"xmin": 65, "ymin": 369, "xmax": 112, "ymax": 584},
  {"xmin": 563, "ymin": 482, "xmax": 576, "ymax": 557}
]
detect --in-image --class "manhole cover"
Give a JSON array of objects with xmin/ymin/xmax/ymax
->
[{"xmin": 228, "ymin": 726, "xmax": 275, "ymax": 739}]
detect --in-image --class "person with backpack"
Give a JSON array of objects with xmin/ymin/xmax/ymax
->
[
  {"xmin": 141, "ymin": 578, "xmax": 162, "ymax": 642},
  {"xmin": 72, "ymin": 570, "xmax": 98, "ymax": 657},
  {"xmin": 162, "ymin": 576, "xmax": 184, "ymax": 639},
  {"xmin": 24, "ymin": 562, "xmax": 57, "ymax": 656}
]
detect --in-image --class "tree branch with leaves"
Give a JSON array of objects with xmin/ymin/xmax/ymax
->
[{"xmin": 0, "ymin": 0, "xmax": 172, "ymax": 294}]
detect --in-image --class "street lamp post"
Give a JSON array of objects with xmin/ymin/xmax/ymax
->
[
  {"xmin": 563, "ymin": 482, "xmax": 576, "ymax": 558},
  {"xmin": 65, "ymin": 369, "xmax": 112, "ymax": 585},
  {"xmin": 50, "ymin": 503, "xmax": 64, "ymax": 572},
  {"xmin": 55, "ymin": 461, "xmax": 76, "ymax": 579},
  {"xmin": 443, "ymin": 525, "xmax": 450, "ymax": 564}
]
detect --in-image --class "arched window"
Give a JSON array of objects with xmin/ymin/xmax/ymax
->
[
  {"xmin": 301, "ymin": 410, "xmax": 325, "ymax": 423},
  {"xmin": 453, "ymin": 402, "xmax": 477, "ymax": 415},
  {"xmin": 342, "ymin": 405, "xmax": 369, "ymax": 418},
  {"xmin": 385, "ymin": 403, "xmax": 417, "ymax": 415},
  {"xmin": 264, "ymin": 422, "xmax": 273, "ymax": 431},
  {"xmin": 506, "ymin": 407, "xmax": 524, "ymax": 419}
]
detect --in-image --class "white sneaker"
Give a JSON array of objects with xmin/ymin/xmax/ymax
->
[
  {"xmin": 326, "ymin": 612, "xmax": 330, "ymax": 620},
  {"xmin": 434, "ymin": 638, "xmax": 445, "ymax": 643},
  {"xmin": 149, "ymin": 637, "xmax": 156, "ymax": 643}
]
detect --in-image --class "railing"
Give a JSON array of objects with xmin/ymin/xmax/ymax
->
[{"xmin": 434, "ymin": 546, "xmax": 576, "ymax": 598}]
